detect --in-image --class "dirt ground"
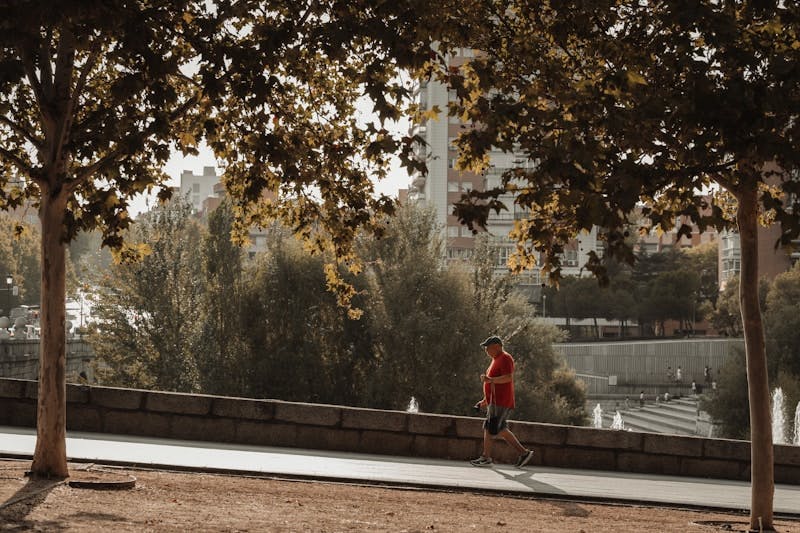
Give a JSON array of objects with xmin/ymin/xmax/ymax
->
[{"xmin": 1, "ymin": 460, "xmax": 799, "ymax": 533}]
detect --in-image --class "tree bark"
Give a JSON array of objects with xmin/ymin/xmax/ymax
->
[
  {"xmin": 736, "ymin": 186, "xmax": 774, "ymax": 531},
  {"xmin": 29, "ymin": 187, "xmax": 69, "ymax": 478}
]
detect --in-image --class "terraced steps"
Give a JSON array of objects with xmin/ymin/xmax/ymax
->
[{"xmin": 599, "ymin": 397, "xmax": 700, "ymax": 436}]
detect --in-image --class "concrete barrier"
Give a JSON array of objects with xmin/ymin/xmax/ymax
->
[{"xmin": 1, "ymin": 377, "xmax": 798, "ymax": 484}]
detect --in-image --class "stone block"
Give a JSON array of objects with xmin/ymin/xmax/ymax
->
[
  {"xmin": 212, "ymin": 397, "xmax": 274, "ymax": 421},
  {"xmin": 274, "ymin": 402, "xmax": 340, "ymax": 427},
  {"xmin": 446, "ymin": 438, "xmax": 482, "ymax": 461},
  {"xmin": 453, "ymin": 417, "xmax": 485, "ymax": 439},
  {"xmin": 643, "ymin": 434, "xmax": 703, "ymax": 457},
  {"xmin": 171, "ymin": 415, "xmax": 236, "ymax": 443},
  {"xmin": 104, "ymin": 410, "xmax": 171, "ymax": 437},
  {"xmin": 680, "ymin": 457, "xmax": 745, "ymax": 481},
  {"xmin": 703, "ymin": 437, "xmax": 750, "ymax": 462},
  {"xmin": 145, "ymin": 391, "xmax": 212, "ymax": 416},
  {"xmin": 3, "ymin": 399, "xmax": 36, "ymax": 427},
  {"xmin": 775, "ymin": 464, "xmax": 800, "ymax": 485},
  {"xmin": 617, "ymin": 452, "xmax": 681, "ymax": 476},
  {"xmin": 236, "ymin": 421, "xmax": 298, "ymax": 447},
  {"xmin": 341, "ymin": 408, "xmax": 407, "ymax": 432},
  {"xmin": 513, "ymin": 422, "xmax": 567, "ymax": 447},
  {"xmin": 0, "ymin": 378, "xmax": 27, "ymax": 398},
  {"xmin": 90, "ymin": 387, "xmax": 144, "ymax": 410},
  {"xmin": 774, "ymin": 443, "xmax": 800, "ymax": 465},
  {"xmin": 408, "ymin": 413, "xmax": 455, "ymax": 436},
  {"xmin": 360, "ymin": 430, "xmax": 414, "ymax": 456},
  {"xmin": 542, "ymin": 446, "xmax": 616, "ymax": 471},
  {"xmin": 66, "ymin": 404, "xmax": 102, "ymax": 432},
  {"xmin": 295, "ymin": 425, "xmax": 361, "ymax": 452},
  {"xmin": 412, "ymin": 435, "xmax": 453, "ymax": 459},
  {"xmin": 566, "ymin": 426, "xmax": 643, "ymax": 451},
  {"xmin": 66, "ymin": 384, "xmax": 90, "ymax": 404},
  {"xmin": 24, "ymin": 380, "xmax": 38, "ymax": 400}
]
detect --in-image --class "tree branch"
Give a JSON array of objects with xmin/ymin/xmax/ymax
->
[
  {"xmin": 68, "ymin": 91, "xmax": 202, "ymax": 193},
  {"xmin": 18, "ymin": 47, "xmax": 47, "ymax": 122},
  {"xmin": 0, "ymin": 115, "xmax": 42, "ymax": 149},
  {"xmin": 0, "ymin": 146, "xmax": 33, "ymax": 178},
  {"xmin": 67, "ymin": 37, "xmax": 102, "ymax": 121}
]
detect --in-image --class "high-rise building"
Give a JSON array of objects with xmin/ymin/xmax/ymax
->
[
  {"xmin": 407, "ymin": 49, "xmax": 598, "ymax": 286},
  {"xmin": 180, "ymin": 166, "xmax": 218, "ymax": 213}
]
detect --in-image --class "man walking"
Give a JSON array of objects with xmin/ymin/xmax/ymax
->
[{"xmin": 470, "ymin": 335, "xmax": 535, "ymax": 468}]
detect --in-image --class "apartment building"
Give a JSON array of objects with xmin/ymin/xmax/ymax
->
[{"xmin": 406, "ymin": 49, "xmax": 598, "ymax": 288}]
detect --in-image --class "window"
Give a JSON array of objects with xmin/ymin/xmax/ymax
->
[
  {"xmin": 448, "ymin": 182, "xmax": 460, "ymax": 192},
  {"xmin": 447, "ymin": 226, "xmax": 459, "ymax": 238},
  {"xmin": 462, "ymin": 182, "xmax": 473, "ymax": 192},
  {"xmin": 192, "ymin": 183, "xmax": 200, "ymax": 193}
]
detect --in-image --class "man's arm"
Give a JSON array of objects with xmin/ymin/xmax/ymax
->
[{"xmin": 482, "ymin": 373, "xmax": 513, "ymax": 385}]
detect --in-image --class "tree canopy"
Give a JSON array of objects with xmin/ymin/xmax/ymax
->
[
  {"xmin": 0, "ymin": 0, "xmax": 453, "ymax": 477},
  {"xmin": 438, "ymin": 1, "xmax": 800, "ymax": 528}
]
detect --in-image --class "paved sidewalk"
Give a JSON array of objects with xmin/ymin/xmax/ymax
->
[{"xmin": 2, "ymin": 425, "xmax": 799, "ymax": 517}]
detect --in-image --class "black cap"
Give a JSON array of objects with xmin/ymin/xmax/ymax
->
[{"xmin": 480, "ymin": 335, "xmax": 503, "ymax": 347}]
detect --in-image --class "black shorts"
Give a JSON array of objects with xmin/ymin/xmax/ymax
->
[{"xmin": 483, "ymin": 406, "xmax": 513, "ymax": 435}]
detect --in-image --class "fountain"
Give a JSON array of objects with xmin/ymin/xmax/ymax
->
[
  {"xmin": 592, "ymin": 404, "xmax": 603, "ymax": 429},
  {"xmin": 772, "ymin": 388, "xmax": 787, "ymax": 445},
  {"xmin": 406, "ymin": 396, "xmax": 419, "ymax": 414},
  {"xmin": 794, "ymin": 401, "xmax": 800, "ymax": 446},
  {"xmin": 610, "ymin": 411, "xmax": 625, "ymax": 430}
]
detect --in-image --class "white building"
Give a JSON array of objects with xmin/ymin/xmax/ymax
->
[
  {"xmin": 180, "ymin": 166, "xmax": 219, "ymax": 213},
  {"xmin": 407, "ymin": 49, "xmax": 598, "ymax": 286}
]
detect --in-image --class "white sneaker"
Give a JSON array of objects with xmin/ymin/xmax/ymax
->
[
  {"xmin": 516, "ymin": 450, "xmax": 534, "ymax": 468},
  {"xmin": 469, "ymin": 456, "xmax": 493, "ymax": 467}
]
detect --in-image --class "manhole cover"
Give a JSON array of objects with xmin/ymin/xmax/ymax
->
[
  {"xmin": 67, "ymin": 470, "xmax": 136, "ymax": 490},
  {"xmin": 690, "ymin": 520, "xmax": 751, "ymax": 532}
]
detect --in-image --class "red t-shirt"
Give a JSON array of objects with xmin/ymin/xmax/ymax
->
[{"xmin": 484, "ymin": 351, "xmax": 515, "ymax": 408}]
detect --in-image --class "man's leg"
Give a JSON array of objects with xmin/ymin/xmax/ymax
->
[
  {"xmin": 483, "ymin": 429, "xmax": 494, "ymax": 458},
  {"xmin": 498, "ymin": 428, "xmax": 526, "ymax": 455},
  {"xmin": 500, "ymin": 428, "xmax": 535, "ymax": 467}
]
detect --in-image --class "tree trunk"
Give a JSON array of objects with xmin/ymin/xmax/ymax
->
[
  {"xmin": 737, "ymin": 186, "xmax": 774, "ymax": 531},
  {"xmin": 30, "ymin": 189, "xmax": 69, "ymax": 478}
]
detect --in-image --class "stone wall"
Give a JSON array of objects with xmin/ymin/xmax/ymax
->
[
  {"xmin": 0, "ymin": 340, "xmax": 93, "ymax": 380},
  {"xmin": 1, "ymin": 377, "xmax": 798, "ymax": 484}
]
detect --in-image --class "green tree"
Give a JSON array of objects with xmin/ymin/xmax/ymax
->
[
  {"xmin": 701, "ymin": 347, "xmax": 750, "ymax": 440},
  {"xmin": 443, "ymin": 3, "xmax": 800, "ymax": 525},
  {"xmin": 359, "ymin": 203, "xmax": 484, "ymax": 413},
  {"xmin": 0, "ymin": 1, "xmax": 447, "ymax": 477},
  {"xmin": 239, "ymin": 232, "xmax": 372, "ymax": 405},
  {"xmin": 0, "ymin": 212, "xmax": 41, "ymax": 311},
  {"xmin": 89, "ymin": 198, "xmax": 204, "ymax": 392},
  {"xmin": 713, "ymin": 274, "xmax": 770, "ymax": 337},
  {"xmin": 195, "ymin": 201, "xmax": 250, "ymax": 396},
  {"xmin": 765, "ymin": 264, "xmax": 800, "ymax": 377}
]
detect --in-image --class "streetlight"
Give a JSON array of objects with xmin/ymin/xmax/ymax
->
[{"xmin": 4, "ymin": 275, "xmax": 12, "ymax": 317}]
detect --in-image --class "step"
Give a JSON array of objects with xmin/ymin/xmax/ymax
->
[
  {"xmin": 622, "ymin": 414, "xmax": 695, "ymax": 434},
  {"xmin": 602, "ymin": 413, "xmax": 696, "ymax": 436},
  {"xmin": 604, "ymin": 411, "xmax": 696, "ymax": 435}
]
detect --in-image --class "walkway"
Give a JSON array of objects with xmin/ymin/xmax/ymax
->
[{"xmin": 2, "ymin": 425, "xmax": 799, "ymax": 518}]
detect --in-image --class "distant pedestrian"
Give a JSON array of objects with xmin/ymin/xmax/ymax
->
[
  {"xmin": 704, "ymin": 366, "xmax": 712, "ymax": 385},
  {"xmin": 469, "ymin": 336, "xmax": 534, "ymax": 469},
  {"xmin": 666, "ymin": 366, "xmax": 673, "ymax": 382},
  {"xmin": 691, "ymin": 380, "xmax": 697, "ymax": 395},
  {"xmin": 664, "ymin": 391, "xmax": 671, "ymax": 402},
  {"xmin": 639, "ymin": 391, "xmax": 645, "ymax": 408},
  {"xmin": 675, "ymin": 366, "xmax": 683, "ymax": 383}
]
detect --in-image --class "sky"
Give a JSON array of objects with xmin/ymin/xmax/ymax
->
[{"xmin": 130, "ymin": 136, "xmax": 413, "ymax": 217}]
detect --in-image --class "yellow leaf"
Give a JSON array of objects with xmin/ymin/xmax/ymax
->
[
  {"xmin": 626, "ymin": 71, "xmax": 648, "ymax": 86},
  {"xmin": 182, "ymin": 12, "xmax": 194, "ymax": 24},
  {"xmin": 179, "ymin": 132, "xmax": 196, "ymax": 147}
]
